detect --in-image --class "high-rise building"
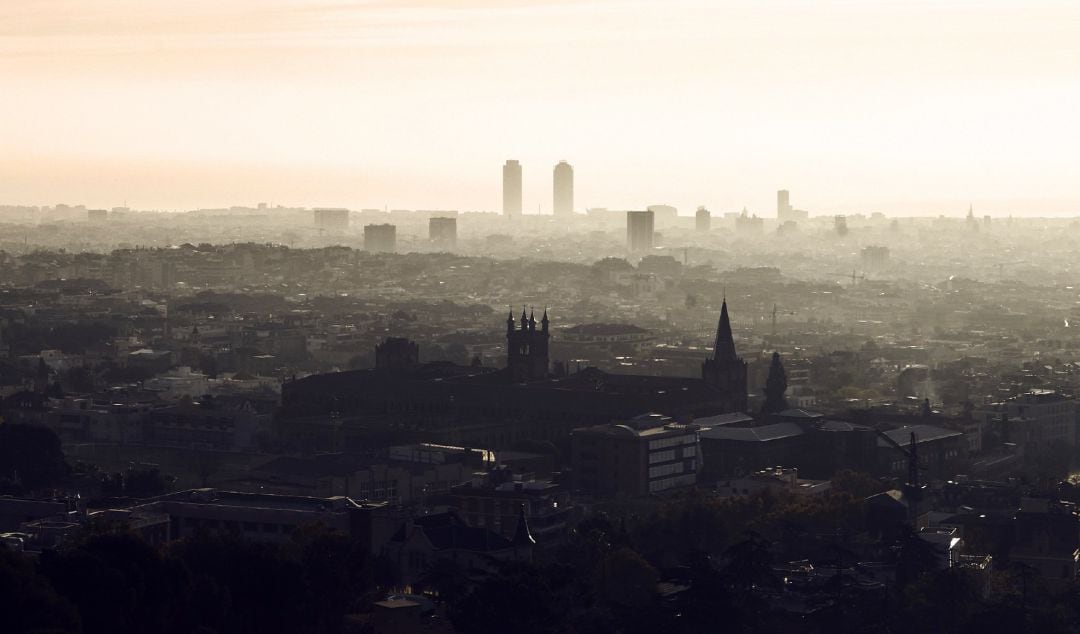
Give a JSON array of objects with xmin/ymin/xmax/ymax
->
[
  {"xmin": 777, "ymin": 190, "xmax": 808, "ymax": 223},
  {"xmin": 553, "ymin": 161, "xmax": 573, "ymax": 216},
  {"xmin": 364, "ymin": 224, "xmax": 397, "ymax": 253},
  {"xmin": 695, "ymin": 206, "xmax": 711, "ymax": 233},
  {"xmin": 503, "ymin": 160, "xmax": 522, "ymax": 218},
  {"xmin": 314, "ymin": 208, "xmax": 350, "ymax": 230},
  {"xmin": 777, "ymin": 190, "xmax": 790, "ymax": 218},
  {"xmin": 429, "ymin": 217, "xmax": 457, "ymax": 250},
  {"xmin": 626, "ymin": 210, "xmax": 655, "ymax": 253},
  {"xmin": 87, "ymin": 209, "xmax": 108, "ymax": 222}
]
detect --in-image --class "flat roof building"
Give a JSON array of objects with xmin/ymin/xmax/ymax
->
[{"xmin": 572, "ymin": 413, "xmax": 700, "ymax": 496}]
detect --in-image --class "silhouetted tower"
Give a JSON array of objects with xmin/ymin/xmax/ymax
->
[
  {"xmin": 626, "ymin": 210, "xmax": 654, "ymax": 253},
  {"xmin": 553, "ymin": 161, "xmax": 573, "ymax": 216},
  {"xmin": 503, "ymin": 160, "xmax": 522, "ymax": 218},
  {"xmin": 701, "ymin": 300, "xmax": 748, "ymax": 411},
  {"xmin": 506, "ymin": 307, "xmax": 549, "ymax": 382},
  {"xmin": 762, "ymin": 351, "xmax": 789, "ymax": 414},
  {"xmin": 777, "ymin": 189, "xmax": 791, "ymax": 219}
]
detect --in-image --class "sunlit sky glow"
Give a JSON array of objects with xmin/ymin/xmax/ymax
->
[{"xmin": 2, "ymin": 0, "xmax": 1079, "ymax": 215}]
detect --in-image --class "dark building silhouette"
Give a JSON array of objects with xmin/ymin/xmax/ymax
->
[
  {"xmin": 375, "ymin": 337, "xmax": 419, "ymax": 372},
  {"xmin": 281, "ymin": 302, "xmax": 749, "ymax": 451},
  {"xmin": 506, "ymin": 307, "xmax": 549, "ymax": 382},
  {"xmin": 428, "ymin": 217, "xmax": 457, "ymax": 250},
  {"xmin": 626, "ymin": 210, "xmax": 654, "ymax": 253},
  {"xmin": 364, "ymin": 224, "xmax": 396, "ymax": 253},
  {"xmin": 503, "ymin": 160, "xmax": 522, "ymax": 218},
  {"xmin": 553, "ymin": 161, "xmax": 573, "ymax": 217},
  {"xmin": 701, "ymin": 300, "xmax": 748, "ymax": 410}
]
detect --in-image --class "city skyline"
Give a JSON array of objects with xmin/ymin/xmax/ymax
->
[{"xmin": 3, "ymin": 1, "xmax": 1079, "ymax": 215}]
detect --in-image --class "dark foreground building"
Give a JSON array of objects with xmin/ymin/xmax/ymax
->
[{"xmin": 280, "ymin": 301, "xmax": 748, "ymax": 451}]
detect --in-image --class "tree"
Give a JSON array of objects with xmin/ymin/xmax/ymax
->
[
  {"xmin": 761, "ymin": 351, "xmax": 789, "ymax": 414},
  {"xmin": 0, "ymin": 545, "xmax": 80, "ymax": 634},
  {"xmin": 0, "ymin": 424, "xmax": 68, "ymax": 492}
]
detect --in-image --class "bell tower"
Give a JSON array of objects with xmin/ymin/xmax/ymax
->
[
  {"xmin": 701, "ymin": 299, "xmax": 748, "ymax": 411},
  {"xmin": 506, "ymin": 307, "xmax": 549, "ymax": 382}
]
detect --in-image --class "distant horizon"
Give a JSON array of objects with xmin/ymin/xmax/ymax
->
[
  {"xmin": 4, "ymin": 1, "xmax": 1079, "ymax": 216},
  {"xmin": 3, "ymin": 191, "xmax": 1079, "ymax": 219}
]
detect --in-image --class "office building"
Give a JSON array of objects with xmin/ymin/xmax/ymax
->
[
  {"xmin": 428, "ymin": 217, "xmax": 457, "ymax": 250},
  {"xmin": 133, "ymin": 488, "xmax": 393, "ymax": 549},
  {"xmin": 87, "ymin": 209, "xmax": 108, "ymax": 222},
  {"xmin": 313, "ymin": 208, "xmax": 350, "ymax": 230},
  {"xmin": 553, "ymin": 161, "xmax": 573, "ymax": 216},
  {"xmin": 572, "ymin": 413, "xmax": 701, "ymax": 495},
  {"xmin": 695, "ymin": 206, "xmax": 711, "ymax": 232},
  {"xmin": 364, "ymin": 224, "xmax": 397, "ymax": 253},
  {"xmin": 626, "ymin": 210, "xmax": 654, "ymax": 253},
  {"xmin": 503, "ymin": 160, "xmax": 522, "ymax": 218}
]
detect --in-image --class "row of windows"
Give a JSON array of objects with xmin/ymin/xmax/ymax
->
[
  {"xmin": 648, "ymin": 473, "xmax": 696, "ymax": 493},
  {"xmin": 647, "ymin": 434, "xmax": 696, "ymax": 450},
  {"xmin": 355, "ymin": 480, "xmax": 398, "ymax": 501},
  {"xmin": 649, "ymin": 449, "xmax": 675, "ymax": 464},
  {"xmin": 649, "ymin": 461, "xmax": 686, "ymax": 479}
]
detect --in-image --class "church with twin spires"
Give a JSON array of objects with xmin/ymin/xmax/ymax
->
[{"xmin": 281, "ymin": 300, "xmax": 748, "ymax": 451}]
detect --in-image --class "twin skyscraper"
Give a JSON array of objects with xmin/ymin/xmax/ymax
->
[{"xmin": 502, "ymin": 160, "xmax": 574, "ymax": 218}]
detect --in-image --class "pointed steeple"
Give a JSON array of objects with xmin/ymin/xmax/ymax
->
[
  {"xmin": 511, "ymin": 504, "xmax": 536, "ymax": 547},
  {"xmin": 528, "ymin": 308, "xmax": 536, "ymax": 331},
  {"xmin": 712, "ymin": 299, "xmax": 738, "ymax": 362},
  {"xmin": 507, "ymin": 307, "xmax": 515, "ymax": 334},
  {"xmin": 520, "ymin": 306, "xmax": 528, "ymax": 330},
  {"xmin": 541, "ymin": 307, "xmax": 549, "ymax": 332}
]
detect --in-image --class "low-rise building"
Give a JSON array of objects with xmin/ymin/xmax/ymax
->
[
  {"xmin": 449, "ymin": 468, "xmax": 572, "ymax": 540},
  {"xmin": 716, "ymin": 466, "xmax": 831, "ymax": 498}
]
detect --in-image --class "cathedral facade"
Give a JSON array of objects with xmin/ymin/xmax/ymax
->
[{"xmin": 280, "ymin": 301, "xmax": 748, "ymax": 451}]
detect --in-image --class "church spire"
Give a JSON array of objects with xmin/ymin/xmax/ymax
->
[{"xmin": 713, "ymin": 299, "xmax": 738, "ymax": 362}]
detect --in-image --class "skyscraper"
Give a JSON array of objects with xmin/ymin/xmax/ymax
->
[
  {"xmin": 777, "ymin": 190, "xmax": 791, "ymax": 219},
  {"xmin": 503, "ymin": 160, "xmax": 522, "ymax": 218},
  {"xmin": 626, "ymin": 210, "xmax": 654, "ymax": 253},
  {"xmin": 553, "ymin": 161, "xmax": 573, "ymax": 216}
]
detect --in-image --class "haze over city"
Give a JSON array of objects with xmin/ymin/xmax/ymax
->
[
  {"xmin": 4, "ymin": 0, "xmax": 1079, "ymax": 214},
  {"xmin": 8, "ymin": 3, "xmax": 1080, "ymax": 634}
]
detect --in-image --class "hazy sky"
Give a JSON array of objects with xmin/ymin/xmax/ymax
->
[{"xmin": 2, "ymin": 0, "xmax": 1079, "ymax": 215}]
